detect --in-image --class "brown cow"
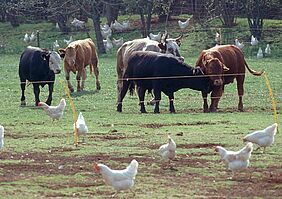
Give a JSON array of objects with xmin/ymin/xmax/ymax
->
[
  {"xmin": 195, "ymin": 45, "xmax": 264, "ymax": 112},
  {"xmin": 116, "ymin": 34, "xmax": 183, "ymax": 93},
  {"xmin": 58, "ymin": 38, "xmax": 100, "ymax": 93}
]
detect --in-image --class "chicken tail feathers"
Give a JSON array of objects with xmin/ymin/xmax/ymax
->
[
  {"xmin": 127, "ymin": 159, "xmax": 138, "ymax": 178},
  {"xmin": 265, "ymin": 123, "xmax": 278, "ymax": 135}
]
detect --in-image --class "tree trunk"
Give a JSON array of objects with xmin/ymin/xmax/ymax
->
[
  {"xmin": 248, "ymin": 17, "xmax": 263, "ymax": 40},
  {"xmin": 146, "ymin": 0, "xmax": 153, "ymax": 36},
  {"xmin": 105, "ymin": 4, "xmax": 118, "ymax": 25},
  {"xmin": 57, "ymin": 14, "xmax": 70, "ymax": 34},
  {"xmin": 139, "ymin": 8, "xmax": 147, "ymax": 37},
  {"xmin": 91, "ymin": 9, "xmax": 106, "ymax": 54}
]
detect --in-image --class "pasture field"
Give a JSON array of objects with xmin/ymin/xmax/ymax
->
[{"xmin": 0, "ymin": 19, "xmax": 282, "ymax": 198}]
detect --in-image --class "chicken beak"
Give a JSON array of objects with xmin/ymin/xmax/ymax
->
[{"xmin": 93, "ymin": 163, "xmax": 100, "ymax": 173}]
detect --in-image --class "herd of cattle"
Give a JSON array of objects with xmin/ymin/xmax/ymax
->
[{"xmin": 19, "ymin": 32, "xmax": 264, "ymax": 113}]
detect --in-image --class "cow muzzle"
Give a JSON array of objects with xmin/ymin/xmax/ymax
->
[
  {"xmin": 54, "ymin": 69, "xmax": 61, "ymax": 74},
  {"xmin": 213, "ymin": 79, "xmax": 223, "ymax": 86}
]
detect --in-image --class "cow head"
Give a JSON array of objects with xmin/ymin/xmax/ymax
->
[
  {"xmin": 158, "ymin": 32, "xmax": 184, "ymax": 61},
  {"xmin": 58, "ymin": 46, "xmax": 76, "ymax": 68},
  {"xmin": 49, "ymin": 51, "xmax": 61, "ymax": 74},
  {"xmin": 202, "ymin": 53, "xmax": 229, "ymax": 87}
]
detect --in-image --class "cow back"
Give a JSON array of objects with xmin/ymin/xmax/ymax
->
[{"xmin": 126, "ymin": 51, "xmax": 210, "ymax": 93}]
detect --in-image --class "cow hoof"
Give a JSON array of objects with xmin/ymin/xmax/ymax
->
[
  {"xmin": 154, "ymin": 111, "xmax": 160, "ymax": 114},
  {"xmin": 69, "ymin": 88, "xmax": 74, "ymax": 93},
  {"xmin": 45, "ymin": 100, "xmax": 51, "ymax": 106},
  {"xmin": 210, "ymin": 108, "xmax": 217, "ymax": 113},
  {"xmin": 170, "ymin": 111, "xmax": 176, "ymax": 114},
  {"xmin": 20, "ymin": 101, "xmax": 26, "ymax": 106},
  {"xmin": 203, "ymin": 109, "xmax": 209, "ymax": 113},
  {"xmin": 141, "ymin": 110, "xmax": 147, "ymax": 113},
  {"xmin": 117, "ymin": 105, "xmax": 122, "ymax": 112},
  {"xmin": 96, "ymin": 83, "xmax": 101, "ymax": 90}
]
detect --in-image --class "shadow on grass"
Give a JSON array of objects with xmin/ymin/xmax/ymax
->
[{"xmin": 69, "ymin": 90, "xmax": 100, "ymax": 98}]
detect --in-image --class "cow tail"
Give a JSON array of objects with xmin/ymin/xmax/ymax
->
[
  {"xmin": 89, "ymin": 63, "xmax": 93, "ymax": 75},
  {"xmin": 129, "ymin": 81, "xmax": 135, "ymax": 96},
  {"xmin": 245, "ymin": 60, "xmax": 264, "ymax": 76}
]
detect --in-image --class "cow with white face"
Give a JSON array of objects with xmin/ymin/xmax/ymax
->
[
  {"xmin": 19, "ymin": 46, "xmax": 61, "ymax": 106},
  {"xmin": 158, "ymin": 33, "xmax": 184, "ymax": 62}
]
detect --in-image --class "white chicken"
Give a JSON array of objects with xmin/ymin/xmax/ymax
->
[
  {"xmin": 101, "ymin": 28, "xmax": 112, "ymax": 39},
  {"xmin": 256, "ymin": 47, "xmax": 263, "ymax": 59},
  {"xmin": 251, "ymin": 35, "xmax": 258, "ymax": 46},
  {"xmin": 149, "ymin": 32, "xmax": 162, "ymax": 42},
  {"xmin": 243, "ymin": 123, "xmax": 277, "ymax": 153},
  {"xmin": 215, "ymin": 31, "xmax": 221, "ymax": 45},
  {"xmin": 159, "ymin": 135, "xmax": 176, "ymax": 166},
  {"xmin": 38, "ymin": 98, "xmax": 66, "ymax": 120},
  {"xmin": 235, "ymin": 39, "xmax": 244, "ymax": 49},
  {"xmin": 0, "ymin": 125, "xmax": 4, "ymax": 149},
  {"xmin": 93, "ymin": 159, "xmax": 138, "ymax": 197},
  {"xmin": 74, "ymin": 112, "xmax": 88, "ymax": 141},
  {"xmin": 110, "ymin": 20, "xmax": 124, "ymax": 31},
  {"xmin": 53, "ymin": 40, "xmax": 60, "ymax": 50},
  {"xmin": 103, "ymin": 36, "xmax": 113, "ymax": 52},
  {"xmin": 24, "ymin": 33, "xmax": 30, "ymax": 43},
  {"xmin": 64, "ymin": 36, "xmax": 73, "ymax": 45},
  {"xmin": 265, "ymin": 44, "xmax": 271, "ymax": 55},
  {"xmin": 112, "ymin": 37, "xmax": 124, "ymax": 48},
  {"xmin": 29, "ymin": 32, "xmax": 36, "ymax": 42},
  {"xmin": 215, "ymin": 142, "xmax": 253, "ymax": 174},
  {"xmin": 178, "ymin": 18, "xmax": 190, "ymax": 29}
]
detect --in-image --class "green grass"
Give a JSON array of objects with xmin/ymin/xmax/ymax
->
[{"xmin": 0, "ymin": 16, "xmax": 282, "ymax": 198}]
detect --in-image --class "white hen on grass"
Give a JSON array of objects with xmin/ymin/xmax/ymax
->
[
  {"xmin": 93, "ymin": 159, "xmax": 138, "ymax": 197},
  {"xmin": 243, "ymin": 123, "xmax": 277, "ymax": 153},
  {"xmin": 38, "ymin": 98, "xmax": 66, "ymax": 121}
]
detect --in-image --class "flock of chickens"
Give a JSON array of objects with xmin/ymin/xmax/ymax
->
[{"xmin": 0, "ymin": 96, "xmax": 277, "ymax": 196}]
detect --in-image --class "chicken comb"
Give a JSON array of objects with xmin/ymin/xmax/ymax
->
[{"xmin": 93, "ymin": 163, "xmax": 100, "ymax": 173}]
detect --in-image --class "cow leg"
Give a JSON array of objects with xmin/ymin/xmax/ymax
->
[
  {"xmin": 65, "ymin": 70, "xmax": 74, "ymax": 93},
  {"xmin": 45, "ymin": 83, "xmax": 54, "ymax": 105},
  {"xmin": 20, "ymin": 79, "xmax": 26, "ymax": 106},
  {"xmin": 210, "ymin": 87, "xmax": 223, "ymax": 112},
  {"xmin": 202, "ymin": 91, "xmax": 209, "ymax": 113},
  {"xmin": 92, "ymin": 63, "xmax": 101, "ymax": 90},
  {"xmin": 153, "ymin": 90, "xmax": 161, "ymax": 114},
  {"xmin": 236, "ymin": 75, "xmax": 245, "ymax": 112},
  {"xmin": 81, "ymin": 68, "xmax": 86, "ymax": 91},
  {"xmin": 168, "ymin": 93, "xmax": 175, "ymax": 113},
  {"xmin": 117, "ymin": 80, "xmax": 130, "ymax": 112},
  {"xmin": 137, "ymin": 87, "xmax": 147, "ymax": 113},
  {"xmin": 33, "ymin": 83, "xmax": 40, "ymax": 106},
  {"xmin": 76, "ymin": 70, "xmax": 82, "ymax": 92}
]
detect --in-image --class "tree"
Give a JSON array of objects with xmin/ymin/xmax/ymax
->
[{"xmin": 75, "ymin": 0, "xmax": 106, "ymax": 54}]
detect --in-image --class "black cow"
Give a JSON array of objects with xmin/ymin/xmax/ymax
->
[
  {"xmin": 19, "ymin": 46, "xmax": 61, "ymax": 106},
  {"xmin": 117, "ymin": 51, "xmax": 211, "ymax": 113}
]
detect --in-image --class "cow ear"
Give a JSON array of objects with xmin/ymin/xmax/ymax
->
[
  {"xmin": 222, "ymin": 63, "xmax": 230, "ymax": 71},
  {"xmin": 158, "ymin": 43, "xmax": 166, "ymax": 52},
  {"xmin": 41, "ymin": 52, "xmax": 50, "ymax": 61},
  {"xmin": 58, "ymin": 48, "xmax": 66, "ymax": 58},
  {"xmin": 175, "ymin": 34, "xmax": 183, "ymax": 46},
  {"xmin": 202, "ymin": 58, "xmax": 207, "ymax": 67}
]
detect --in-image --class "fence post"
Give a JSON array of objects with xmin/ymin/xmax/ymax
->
[{"xmin": 36, "ymin": 30, "xmax": 40, "ymax": 47}]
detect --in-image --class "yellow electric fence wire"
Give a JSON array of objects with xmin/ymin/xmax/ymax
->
[
  {"xmin": 61, "ymin": 80, "xmax": 79, "ymax": 146},
  {"xmin": 264, "ymin": 73, "xmax": 279, "ymax": 130}
]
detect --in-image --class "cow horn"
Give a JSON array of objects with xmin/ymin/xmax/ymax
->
[
  {"xmin": 175, "ymin": 34, "xmax": 183, "ymax": 41},
  {"xmin": 162, "ymin": 31, "xmax": 168, "ymax": 42}
]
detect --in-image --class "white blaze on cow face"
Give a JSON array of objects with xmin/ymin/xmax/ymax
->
[{"xmin": 49, "ymin": 51, "xmax": 61, "ymax": 74}]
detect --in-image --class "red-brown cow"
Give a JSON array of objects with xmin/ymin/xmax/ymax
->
[
  {"xmin": 58, "ymin": 38, "xmax": 100, "ymax": 93},
  {"xmin": 195, "ymin": 45, "xmax": 264, "ymax": 112}
]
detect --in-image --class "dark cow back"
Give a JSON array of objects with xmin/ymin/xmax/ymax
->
[{"xmin": 117, "ymin": 51, "xmax": 210, "ymax": 113}]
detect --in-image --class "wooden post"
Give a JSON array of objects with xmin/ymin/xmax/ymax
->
[{"xmin": 36, "ymin": 30, "xmax": 40, "ymax": 47}]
